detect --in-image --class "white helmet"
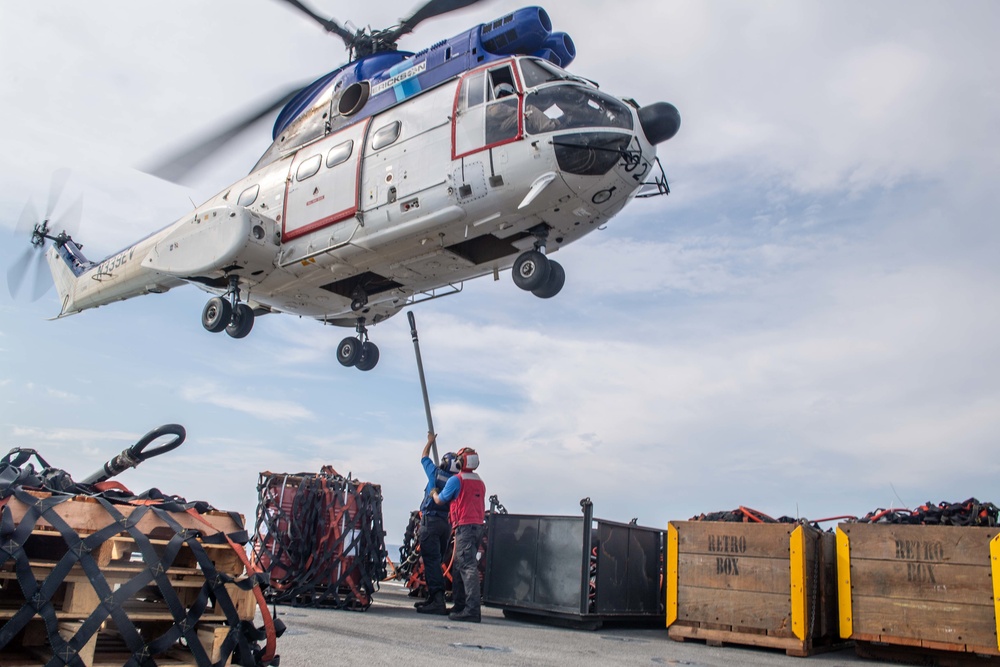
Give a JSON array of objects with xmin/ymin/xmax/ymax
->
[{"xmin": 458, "ymin": 448, "xmax": 479, "ymax": 471}]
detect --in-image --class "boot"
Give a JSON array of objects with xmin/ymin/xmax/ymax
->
[{"xmin": 416, "ymin": 591, "xmax": 447, "ymax": 615}]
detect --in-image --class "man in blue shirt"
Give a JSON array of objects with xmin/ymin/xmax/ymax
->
[{"xmin": 415, "ymin": 432, "xmax": 459, "ymax": 615}]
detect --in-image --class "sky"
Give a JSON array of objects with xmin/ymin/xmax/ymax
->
[{"xmin": 1, "ymin": 1, "xmax": 999, "ymax": 551}]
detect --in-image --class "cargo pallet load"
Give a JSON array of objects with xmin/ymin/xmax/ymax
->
[
  {"xmin": 483, "ymin": 498, "xmax": 664, "ymax": 630},
  {"xmin": 252, "ymin": 467, "xmax": 387, "ymax": 610},
  {"xmin": 837, "ymin": 519, "xmax": 1000, "ymax": 666},
  {"xmin": 666, "ymin": 515, "xmax": 843, "ymax": 657},
  {"xmin": 0, "ymin": 447, "xmax": 277, "ymax": 667}
]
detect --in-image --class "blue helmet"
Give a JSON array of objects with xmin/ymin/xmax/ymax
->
[{"xmin": 439, "ymin": 452, "xmax": 461, "ymax": 475}]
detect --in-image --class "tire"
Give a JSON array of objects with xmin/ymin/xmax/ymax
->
[
  {"xmin": 512, "ymin": 250, "xmax": 550, "ymax": 291},
  {"xmin": 337, "ymin": 337, "xmax": 362, "ymax": 367},
  {"xmin": 355, "ymin": 341, "xmax": 380, "ymax": 371},
  {"xmin": 202, "ymin": 297, "xmax": 231, "ymax": 333},
  {"xmin": 532, "ymin": 260, "xmax": 565, "ymax": 299},
  {"xmin": 226, "ymin": 303, "xmax": 255, "ymax": 338}
]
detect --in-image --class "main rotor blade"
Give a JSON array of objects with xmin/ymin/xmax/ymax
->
[
  {"xmin": 28, "ymin": 251, "xmax": 52, "ymax": 302},
  {"xmin": 145, "ymin": 86, "xmax": 302, "ymax": 183},
  {"xmin": 6, "ymin": 247, "xmax": 34, "ymax": 299},
  {"xmin": 276, "ymin": 0, "xmax": 355, "ymax": 46},
  {"xmin": 396, "ymin": 0, "xmax": 486, "ymax": 37},
  {"xmin": 14, "ymin": 200, "xmax": 39, "ymax": 237},
  {"xmin": 45, "ymin": 169, "xmax": 70, "ymax": 220},
  {"xmin": 56, "ymin": 195, "xmax": 83, "ymax": 237}
]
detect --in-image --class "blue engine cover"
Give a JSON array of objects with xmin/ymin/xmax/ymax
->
[
  {"xmin": 542, "ymin": 31, "xmax": 575, "ymax": 67},
  {"xmin": 480, "ymin": 6, "xmax": 552, "ymax": 56}
]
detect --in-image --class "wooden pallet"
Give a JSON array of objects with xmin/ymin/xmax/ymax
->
[
  {"xmin": 0, "ymin": 620, "xmax": 236, "ymax": 666},
  {"xmin": 0, "ymin": 489, "xmax": 257, "ymax": 665},
  {"xmin": 668, "ymin": 621, "xmax": 849, "ymax": 657},
  {"xmin": 855, "ymin": 639, "xmax": 1000, "ymax": 666}
]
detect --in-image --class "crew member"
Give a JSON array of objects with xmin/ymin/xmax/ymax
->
[
  {"xmin": 416, "ymin": 432, "xmax": 459, "ymax": 615},
  {"xmin": 432, "ymin": 447, "xmax": 486, "ymax": 623}
]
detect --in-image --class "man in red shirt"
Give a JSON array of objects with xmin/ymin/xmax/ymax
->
[{"xmin": 431, "ymin": 447, "xmax": 485, "ymax": 622}]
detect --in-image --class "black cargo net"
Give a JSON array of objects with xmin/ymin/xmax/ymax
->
[
  {"xmin": 0, "ymin": 448, "xmax": 279, "ymax": 667},
  {"xmin": 251, "ymin": 467, "xmax": 387, "ymax": 610},
  {"xmin": 690, "ymin": 506, "xmax": 800, "ymax": 524},
  {"xmin": 856, "ymin": 498, "xmax": 999, "ymax": 526}
]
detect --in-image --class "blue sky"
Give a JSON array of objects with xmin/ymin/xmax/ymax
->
[{"xmin": 2, "ymin": 1, "xmax": 998, "ymax": 546}]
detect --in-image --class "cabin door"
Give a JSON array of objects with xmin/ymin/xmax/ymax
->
[
  {"xmin": 452, "ymin": 62, "xmax": 522, "ymax": 159},
  {"xmin": 283, "ymin": 119, "xmax": 370, "ymax": 242}
]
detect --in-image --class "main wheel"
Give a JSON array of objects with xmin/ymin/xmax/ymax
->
[
  {"xmin": 355, "ymin": 341, "xmax": 380, "ymax": 371},
  {"xmin": 337, "ymin": 337, "xmax": 362, "ymax": 367},
  {"xmin": 532, "ymin": 259, "xmax": 565, "ymax": 299},
  {"xmin": 202, "ymin": 297, "xmax": 231, "ymax": 333},
  {"xmin": 512, "ymin": 250, "xmax": 550, "ymax": 291},
  {"xmin": 226, "ymin": 303, "xmax": 255, "ymax": 338}
]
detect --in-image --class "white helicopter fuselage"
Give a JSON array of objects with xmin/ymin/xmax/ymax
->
[{"xmin": 47, "ymin": 55, "xmax": 665, "ymax": 331}]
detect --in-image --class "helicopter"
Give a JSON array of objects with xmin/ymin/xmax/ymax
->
[{"xmin": 7, "ymin": 0, "xmax": 680, "ymax": 372}]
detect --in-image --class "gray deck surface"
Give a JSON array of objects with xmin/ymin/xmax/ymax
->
[{"xmin": 266, "ymin": 581, "xmax": 867, "ymax": 666}]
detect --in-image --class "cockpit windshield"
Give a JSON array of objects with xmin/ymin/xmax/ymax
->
[
  {"xmin": 523, "ymin": 84, "xmax": 634, "ymax": 135},
  {"xmin": 520, "ymin": 58, "xmax": 574, "ymax": 88}
]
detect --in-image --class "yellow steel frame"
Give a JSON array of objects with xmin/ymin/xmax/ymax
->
[
  {"xmin": 836, "ymin": 526, "xmax": 852, "ymax": 639},
  {"xmin": 666, "ymin": 522, "xmax": 678, "ymax": 627},
  {"xmin": 789, "ymin": 525, "xmax": 807, "ymax": 641},
  {"xmin": 992, "ymin": 533, "xmax": 1000, "ymax": 651}
]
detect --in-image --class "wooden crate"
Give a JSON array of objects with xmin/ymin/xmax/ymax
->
[
  {"xmin": 666, "ymin": 520, "xmax": 842, "ymax": 657},
  {"xmin": 837, "ymin": 523, "xmax": 1000, "ymax": 662},
  {"xmin": 0, "ymin": 490, "xmax": 257, "ymax": 665}
]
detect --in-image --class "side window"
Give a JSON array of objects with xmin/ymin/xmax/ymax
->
[
  {"xmin": 237, "ymin": 184, "xmax": 259, "ymax": 207},
  {"xmin": 296, "ymin": 154, "xmax": 322, "ymax": 182},
  {"xmin": 462, "ymin": 70, "xmax": 486, "ymax": 109},
  {"xmin": 326, "ymin": 139, "xmax": 354, "ymax": 168},
  {"xmin": 484, "ymin": 65, "xmax": 519, "ymax": 145},
  {"xmin": 371, "ymin": 120, "xmax": 401, "ymax": 150},
  {"xmin": 487, "ymin": 65, "xmax": 517, "ymax": 101}
]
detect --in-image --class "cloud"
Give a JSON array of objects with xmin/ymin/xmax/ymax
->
[{"xmin": 180, "ymin": 381, "xmax": 316, "ymax": 423}]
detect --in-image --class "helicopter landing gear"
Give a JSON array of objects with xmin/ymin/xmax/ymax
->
[
  {"xmin": 337, "ymin": 318, "xmax": 380, "ymax": 371},
  {"xmin": 201, "ymin": 276, "xmax": 255, "ymax": 338},
  {"xmin": 512, "ymin": 227, "xmax": 565, "ymax": 299}
]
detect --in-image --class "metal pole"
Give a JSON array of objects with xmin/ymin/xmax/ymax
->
[{"xmin": 407, "ymin": 311, "xmax": 439, "ymax": 464}]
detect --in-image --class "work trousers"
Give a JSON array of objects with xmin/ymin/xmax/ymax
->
[
  {"xmin": 450, "ymin": 523, "xmax": 484, "ymax": 615},
  {"xmin": 418, "ymin": 513, "xmax": 451, "ymax": 596}
]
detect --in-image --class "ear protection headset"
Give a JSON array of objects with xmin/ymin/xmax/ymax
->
[
  {"xmin": 439, "ymin": 452, "xmax": 461, "ymax": 474},
  {"xmin": 457, "ymin": 447, "xmax": 480, "ymax": 471}
]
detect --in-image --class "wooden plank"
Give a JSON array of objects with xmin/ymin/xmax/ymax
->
[
  {"xmin": 678, "ymin": 552, "xmax": 792, "ymax": 593},
  {"xmin": 673, "ymin": 521, "xmax": 794, "ymax": 558},
  {"xmin": 676, "ymin": 587, "xmax": 793, "ymax": 636},
  {"xmin": 840, "ymin": 524, "xmax": 998, "ymax": 566},
  {"xmin": 5, "ymin": 491, "xmax": 244, "ymax": 537},
  {"xmin": 198, "ymin": 624, "xmax": 234, "ymax": 666},
  {"xmin": 850, "ymin": 558, "xmax": 992, "ymax": 605},
  {"xmin": 852, "ymin": 594, "xmax": 998, "ymax": 651}
]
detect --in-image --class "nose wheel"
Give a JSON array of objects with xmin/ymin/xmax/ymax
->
[
  {"xmin": 337, "ymin": 318, "xmax": 380, "ymax": 371},
  {"xmin": 201, "ymin": 276, "xmax": 255, "ymax": 338},
  {"xmin": 512, "ymin": 228, "xmax": 565, "ymax": 298}
]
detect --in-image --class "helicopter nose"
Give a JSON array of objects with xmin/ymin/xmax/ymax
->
[{"xmin": 638, "ymin": 102, "xmax": 681, "ymax": 144}]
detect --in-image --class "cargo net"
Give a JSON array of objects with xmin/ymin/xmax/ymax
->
[
  {"xmin": 251, "ymin": 467, "xmax": 387, "ymax": 610},
  {"xmin": 391, "ymin": 496, "xmax": 503, "ymax": 600},
  {"xmin": 690, "ymin": 506, "xmax": 800, "ymax": 524},
  {"xmin": 0, "ymin": 448, "xmax": 279, "ymax": 667},
  {"xmin": 855, "ymin": 498, "xmax": 999, "ymax": 526}
]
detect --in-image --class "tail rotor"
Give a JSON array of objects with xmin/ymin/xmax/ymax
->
[{"xmin": 6, "ymin": 169, "xmax": 83, "ymax": 301}]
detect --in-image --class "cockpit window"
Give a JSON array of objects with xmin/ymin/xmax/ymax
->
[
  {"xmin": 524, "ymin": 85, "xmax": 634, "ymax": 135},
  {"xmin": 519, "ymin": 58, "xmax": 573, "ymax": 88}
]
